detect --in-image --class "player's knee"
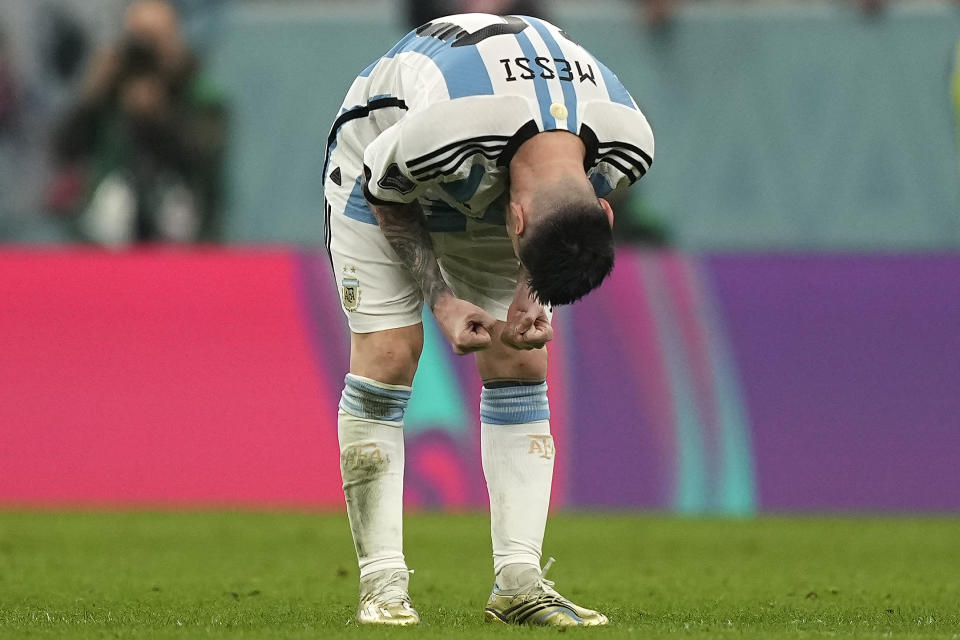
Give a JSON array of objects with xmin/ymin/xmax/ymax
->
[
  {"xmin": 368, "ymin": 341, "xmax": 421, "ymax": 384},
  {"xmin": 350, "ymin": 326, "xmax": 423, "ymax": 385}
]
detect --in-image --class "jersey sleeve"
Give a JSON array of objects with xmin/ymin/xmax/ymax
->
[
  {"xmin": 362, "ymin": 96, "xmax": 533, "ymax": 205},
  {"xmin": 362, "ymin": 123, "xmax": 428, "ymax": 205},
  {"xmin": 580, "ymin": 101, "xmax": 655, "ymax": 196}
]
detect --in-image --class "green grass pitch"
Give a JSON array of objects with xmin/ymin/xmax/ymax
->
[{"xmin": 0, "ymin": 511, "xmax": 958, "ymax": 638}]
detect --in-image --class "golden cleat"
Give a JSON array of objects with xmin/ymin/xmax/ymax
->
[
  {"xmin": 483, "ymin": 558, "xmax": 609, "ymax": 627},
  {"xmin": 355, "ymin": 568, "xmax": 420, "ymax": 626}
]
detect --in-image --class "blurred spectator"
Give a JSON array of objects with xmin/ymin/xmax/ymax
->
[
  {"xmin": 855, "ymin": 0, "xmax": 885, "ymax": 16},
  {"xmin": 44, "ymin": 6, "xmax": 91, "ymax": 85},
  {"xmin": 0, "ymin": 31, "xmax": 21, "ymax": 138},
  {"xmin": 638, "ymin": 0, "xmax": 677, "ymax": 30},
  {"xmin": 0, "ymin": 28, "xmax": 22, "ymax": 233},
  {"xmin": 405, "ymin": 0, "xmax": 549, "ymax": 30},
  {"xmin": 50, "ymin": 0, "xmax": 226, "ymax": 247}
]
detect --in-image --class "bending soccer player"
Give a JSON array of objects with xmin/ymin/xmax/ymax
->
[{"xmin": 323, "ymin": 13, "xmax": 654, "ymax": 627}]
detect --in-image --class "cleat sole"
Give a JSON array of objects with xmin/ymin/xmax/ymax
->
[{"xmin": 484, "ymin": 609, "xmax": 508, "ymax": 624}]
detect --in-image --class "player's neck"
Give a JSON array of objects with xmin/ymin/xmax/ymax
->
[{"xmin": 508, "ymin": 131, "xmax": 587, "ymax": 201}]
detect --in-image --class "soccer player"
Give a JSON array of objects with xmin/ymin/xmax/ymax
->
[{"xmin": 323, "ymin": 13, "xmax": 654, "ymax": 627}]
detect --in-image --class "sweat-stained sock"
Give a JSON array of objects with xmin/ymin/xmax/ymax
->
[{"xmin": 338, "ymin": 373, "xmax": 411, "ymax": 578}]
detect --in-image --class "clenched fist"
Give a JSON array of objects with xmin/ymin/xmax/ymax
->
[
  {"xmin": 500, "ymin": 282, "xmax": 553, "ymax": 350},
  {"xmin": 433, "ymin": 294, "xmax": 498, "ymax": 355}
]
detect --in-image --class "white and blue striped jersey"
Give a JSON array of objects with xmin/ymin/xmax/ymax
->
[{"xmin": 323, "ymin": 13, "xmax": 654, "ymax": 233}]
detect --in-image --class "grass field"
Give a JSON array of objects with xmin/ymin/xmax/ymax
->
[{"xmin": 0, "ymin": 511, "xmax": 958, "ymax": 639}]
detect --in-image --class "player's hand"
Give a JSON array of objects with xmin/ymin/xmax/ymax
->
[
  {"xmin": 433, "ymin": 295, "xmax": 497, "ymax": 355},
  {"xmin": 501, "ymin": 284, "xmax": 553, "ymax": 350}
]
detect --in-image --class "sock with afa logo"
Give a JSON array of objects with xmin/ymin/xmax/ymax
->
[{"xmin": 480, "ymin": 381, "xmax": 554, "ymax": 587}]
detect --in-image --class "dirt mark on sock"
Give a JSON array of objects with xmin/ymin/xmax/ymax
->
[{"xmin": 341, "ymin": 442, "xmax": 391, "ymax": 559}]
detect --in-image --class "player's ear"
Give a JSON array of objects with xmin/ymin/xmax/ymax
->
[
  {"xmin": 598, "ymin": 197, "xmax": 614, "ymax": 228},
  {"xmin": 509, "ymin": 201, "xmax": 526, "ymax": 236}
]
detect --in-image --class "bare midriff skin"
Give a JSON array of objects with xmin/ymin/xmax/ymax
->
[{"xmin": 353, "ymin": 130, "xmax": 613, "ymax": 384}]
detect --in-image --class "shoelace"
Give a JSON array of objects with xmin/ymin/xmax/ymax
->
[
  {"xmin": 363, "ymin": 569, "xmax": 414, "ymax": 607},
  {"xmin": 509, "ymin": 557, "xmax": 560, "ymax": 603},
  {"xmin": 537, "ymin": 557, "xmax": 557, "ymax": 589}
]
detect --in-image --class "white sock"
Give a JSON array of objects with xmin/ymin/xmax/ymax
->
[
  {"xmin": 338, "ymin": 373, "xmax": 411, "ymax": 578},
  {"xmin": 480, "ymin": 382, "xmax": 554, "ymax": 581}
]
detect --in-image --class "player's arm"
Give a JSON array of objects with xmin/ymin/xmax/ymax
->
[
  {"xmin": 368, "ymin": 199, "xmax": 497, "ymax": 355},
  {"xmin": 368, "ymin": 200, "xmax": 449, "ymax": 310}
]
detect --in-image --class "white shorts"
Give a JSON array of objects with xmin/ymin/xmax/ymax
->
[{"xmin": 326, "ymin": 198, "xmax": 521, "ymax": 334}]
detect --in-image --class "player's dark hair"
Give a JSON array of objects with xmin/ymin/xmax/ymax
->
[{"xmin": 519, "ymin": 200, "xmax": 614, "ymax": 306}]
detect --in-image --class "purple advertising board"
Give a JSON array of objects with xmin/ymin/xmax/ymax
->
[{"xmin": 708, "ymin": 255, "xmax": 960, "ymax": 511}]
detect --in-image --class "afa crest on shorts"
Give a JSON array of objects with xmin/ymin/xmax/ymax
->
[{"xmin": 342, "ymin": 266, "xmax": 360, "ymax": 311}]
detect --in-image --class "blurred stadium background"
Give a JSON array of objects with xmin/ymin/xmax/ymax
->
[{"xmin": 1, "ymin": 0, "xmax": 957, "ymax": 513}]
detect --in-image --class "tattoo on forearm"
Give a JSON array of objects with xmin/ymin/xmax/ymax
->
[{"xmin": 372, "ymin": 202, "xmax": 451, "ymax": 309}]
